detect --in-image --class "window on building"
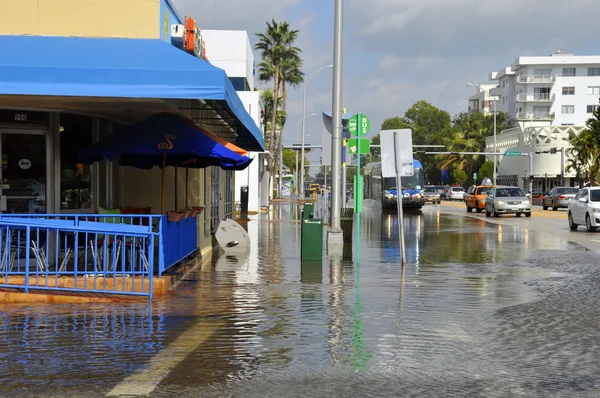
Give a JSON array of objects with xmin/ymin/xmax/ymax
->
[
  {"xmin": 562, "ymin": 105, "xmax": 575, "ymax": 114},
  {"xmin": 562, "ymin": 87, "xmax": 575, "ymax": 95},
  {"xmin": 534, "ymin": 68, "xmax": 552, "ymax": 77},
  {"xmin": 229, "ymin": 77, "xmax": 249, "ymax": 91},
  {"xmin": 534, "ymin": 106, "xmax": 550, "ymax": 115},
  {"xmin": 588, "ymin": 68, "xmax": 600, "ymax": 76},
  {"xmin": 502, "ymin": 96, "xmax": 505, "ymax": 105},
  {"xmin": 561, "ymin": 123, "xmax": 575, "ymax": 126},
  {"xmin": 502, "ymin": 79, "xmax": 506, "ymax": 87},
  {"xmin": 563, "ymin": 68, "xmax": 576, "ymax": 77},
  {"xmin": 534, "ymin": 87, "xmax": 551, "ymax": 100},
  {"xmin": 588, "ymin": 86, "xmax": 600, "ymax": 95},
  {"xmin": 60, "ymin": 114, "xmax": 93, "ymax": 210},
  {"xmin": 587, "ymin": 105, "xmax": 600, "ymax": 113}
]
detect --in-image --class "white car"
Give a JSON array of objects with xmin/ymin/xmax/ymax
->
[
  {"xmin": 445, "ymin": 186, "xmax": 465, "ymax": 201},
  {"xmin": 568, "ymin": 187, "xmax": 600, "ymax": 232}
]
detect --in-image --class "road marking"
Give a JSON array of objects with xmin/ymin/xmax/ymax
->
[
  {"xmin": 107, "ymin": 320, "xmax": 224, "ymax": 397},
  {"xmin": 591, "ymin": 240, "xmax": 600, "ymax": 243}
]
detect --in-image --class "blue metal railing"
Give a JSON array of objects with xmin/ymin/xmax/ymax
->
[
  {"xmin": 0, "ymin": 213, "xmax": 199, "ymax": 283},
  {"xmin": 0, "ymin": 216, "xmax": 156, "ymax": 299},
  {"xmin": 159, "ymin": 215, "xmax": 198, "ymax": 275}
]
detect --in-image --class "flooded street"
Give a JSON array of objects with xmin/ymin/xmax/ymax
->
[{"xmin": 2, "ymin": 201, "xmax": 600, "ymax": 397}]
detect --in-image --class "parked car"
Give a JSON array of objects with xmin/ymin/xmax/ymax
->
[
  {"xmin": 542, "ymin": 187, "xmax": 579, "ymax": 210},
  {"xmin": 465, "ymin": 185, "xmax": 495, "ymax": 213},
  {"xmin": 445, "ymin": 186, "xmax": 465, "ymax": 201},
  {"xmin": 422, "ymin": 187, "xmax": 441, "ymax": 204},
  {"xmin": 485, "ymin": 186, "xmax": 532, "ymax": 217},
  {"xmin": 568, "ymin": 187, "xmax": 600, "ymax": 232}
]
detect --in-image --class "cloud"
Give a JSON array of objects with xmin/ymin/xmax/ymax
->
[
  {"xmin": 173, "ymin": 0, "xmax": 301, "ymax": 35},
  {"xmin": 346, "ymin": 0, "xmax": 598, "ymax": 57}
]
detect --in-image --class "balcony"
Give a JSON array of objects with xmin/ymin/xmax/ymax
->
[
  {"xmin": 516, "ymin": 112, "xmax": 555, "ymax": 120},
  {"xmin": 516, "ymin": 93, "xmax": 555, "ymax": 102},
  {"xmin": 517, "ymin": 75, "xmax": 556, "ymax": 84}
]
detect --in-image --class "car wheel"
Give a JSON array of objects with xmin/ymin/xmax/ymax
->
[
  {"xmin": 552, "ymin": 206, "xmax": 558, "ymax": 211},
  {"xmin": 485, "ymin": 208, "xmax": 491, "ymax": 217},
  {"xmin": 569, "ymin": 212, "xmax": 578, "ymax": 231},
  {"xmin": 493, "ymin": 207, "xmax": 499, "ymax": 217},
  {"xmin": 586, "ymin": 214, "xmax": 597, "ymax": 232},
  {"xmin": 466, "ymin": 204, "xmax": 472, "ymax": 212},
  {"xmin": 542, "ymin": 205, "xmax": 548, "ymax": 210},
  {"xmin": 516, "ymin": 213, "xmax": 522, "ymax": 217},
  {"xmin": 476, "ymin": 208, "xmax": 483, "ymax": 213}
]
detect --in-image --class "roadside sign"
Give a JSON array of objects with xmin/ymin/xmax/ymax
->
[
  {"xmin": 347, "ymin": 138, "xmax": 370, "ymax": 154},
  {"xmin": 348, "ymin": 113, "xmax": 371, "ymax": 137},
  {"xmin": 380, "ymin": 129, "xmax": 414, "ymax": 178},
  {"xmin": 505, "ymin": 151, "xmax": 521, "ymax": 156}
]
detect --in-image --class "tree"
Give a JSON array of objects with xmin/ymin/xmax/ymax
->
[
  {"xmin": 566, "ymin": 102, "xmax": 600, "ymax": 185},
  {"xmin": 478, "ymin": 161, "xmax": 494, "ymax": 181},
  {"xmin": 452, "ymin": 169, "xmax": 468, "ymax": 186},
  {"xmin": 255, "ymin": 20, "xmax": 301, "ymax": 194}
]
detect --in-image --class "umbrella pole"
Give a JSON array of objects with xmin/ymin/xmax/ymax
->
[
  {"xmin": 185, "ymin": 164, "xmax": 189, "ymax": 208},
  {"xmin": 161, "ymin": 154, "xmax": 166, "ymax": 214},
  {"xmin": 174, "ymin": 166, "xmax": 178, "ymax": 210}
]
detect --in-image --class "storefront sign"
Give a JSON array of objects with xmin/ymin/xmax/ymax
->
[
  {"xmin": 18, "ymin": 159, "xmax": 32, "ymax": 170},
  {"xmin": 0, "ymin": 110, "xmax": 48, "ymax": 126}
]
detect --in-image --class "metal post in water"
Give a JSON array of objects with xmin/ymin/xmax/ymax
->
[
  {"xmin": 328, "ymin": 0, "xmax": 344, "ymax": 248},
  {"xmin": 394, "ymin": 133, "xmax": 406, "ymax": 265}
]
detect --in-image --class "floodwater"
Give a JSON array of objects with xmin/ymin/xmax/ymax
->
[{"xmin": 1, "ymin": 200, "xmax": 600, "ymax": 397}]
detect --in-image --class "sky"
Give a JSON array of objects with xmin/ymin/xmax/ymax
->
[{"xmin": 173, "ymin": 0, "xmax": 599, "ymax": 165}]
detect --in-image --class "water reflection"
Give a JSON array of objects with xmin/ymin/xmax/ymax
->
[{"xmin": 0, "ymin": 203, "xmax": 596, "ymax": 397}]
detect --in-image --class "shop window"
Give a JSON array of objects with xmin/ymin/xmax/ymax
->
[{"xmin": 60, "ymin": 114, "xmax": 93, "ymax": 210}]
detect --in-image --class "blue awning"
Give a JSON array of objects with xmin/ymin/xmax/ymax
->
[{"xmin": 0, "ymin": 35, "xmax": 264, "ymax": 151}]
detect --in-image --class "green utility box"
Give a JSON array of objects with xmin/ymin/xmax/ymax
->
[
  {"xmin": 302, "ymin": 203, "xmax": 315, "ymax": 220},
  {"xmin": 301, "ymin": 218, "xmax": 323, "ymax": 261}
]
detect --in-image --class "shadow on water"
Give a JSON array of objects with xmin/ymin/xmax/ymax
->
[{"xmin": 1, "ymin": 199, "xmax": 600, "ymax": 397}]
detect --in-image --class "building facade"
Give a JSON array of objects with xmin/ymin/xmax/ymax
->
[
  {"xmin": 474, "ymin": 52, "xmax": 600, "ymax": 194},
  {"xmin": 0, "ymin": 0, "xmax": 264, "ymax": 300},
  {"xmin": 202, "ymin": 30, "xmax": 268, "ymax": 212}
]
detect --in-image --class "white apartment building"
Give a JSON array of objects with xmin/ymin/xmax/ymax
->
[
  {"xmin": 474, "ymin": 51, "xmax": 600, "ymax": 195},
  {"xmin": 467, "ymin": 83, "xmax": 497, "ymax": 115},
  {"xmin": 202, "ymin": 30, "xmax": 268, "ymax": 212}
]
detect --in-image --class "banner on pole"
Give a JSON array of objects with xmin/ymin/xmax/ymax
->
[{"xmin": 380, "ymin": 129, "xmax": 413, "ymax": 178}]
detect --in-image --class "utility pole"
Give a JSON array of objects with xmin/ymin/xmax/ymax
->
[{"xmin": 328, "ymin": 0, "xmax": 344, "ymax": 248}]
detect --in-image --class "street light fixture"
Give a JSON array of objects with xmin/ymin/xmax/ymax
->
[
  {"xmin": 467, "ymin": 82, "xmax": 497, "ymax": 185},
  {"xmin": 299, "ymin": 64, "xmax": 333, "ymax": 195},
  {"xmin": 295, "ymin": 113, "xmax": 317, "ymax": 194}
]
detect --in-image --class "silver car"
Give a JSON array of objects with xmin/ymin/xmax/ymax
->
[
  {"xmin": 422, "ymin": 187, "xmax": 441, "ymax": 204},
  {"xmin": 542, "ymin": 187, "xmax": 579, "ymax": 210},
  {"xmin": 485, "ymin": 186, "xmax": 532, "ymax": 217},
  {"xmin": 445, "ymin": 186, "xmax": 465, "ymax": 201}
]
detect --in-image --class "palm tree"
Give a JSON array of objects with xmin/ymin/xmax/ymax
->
[{"xmin": 255, "ymin": 20, "xmax": 301, "ymax": 193}]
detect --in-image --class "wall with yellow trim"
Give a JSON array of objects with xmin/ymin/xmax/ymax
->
[{"xmin": 0, "ymin": 0, "xmax": 160, "ymax": 38}]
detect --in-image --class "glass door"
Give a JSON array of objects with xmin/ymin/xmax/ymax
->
[{"xmin": 0, "ymin": 133, "xmax": 47, "ymax": 214}]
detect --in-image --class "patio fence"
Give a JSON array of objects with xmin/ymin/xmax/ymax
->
[{"xmin": 0, "ymin": 213, "xmax": 199, "ymax": 299}]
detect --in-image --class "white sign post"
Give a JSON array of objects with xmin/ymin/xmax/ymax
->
[{"xmin": 380, "ymin": 129, "xmax": 413, "ymax": 265}]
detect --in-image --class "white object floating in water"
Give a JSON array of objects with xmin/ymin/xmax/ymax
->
[{"xmin": 215, "ymin": 219, "xmax": 250, "ymax": 253}]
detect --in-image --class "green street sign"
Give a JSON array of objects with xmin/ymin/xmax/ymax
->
[
  {"xmin": 473, "ymin": 172, "xmax": 477, "ymax": 178},
  {"xmin": 505, "ymin": 151, "xmax": 521, "ymax": 156},
  {"xmin": 347, "ymin": 138, "xmax": 370, "ymax": 154},
  {"xmin": 348, "ymin": 113, "xmax": 371, "ymax": 137}
]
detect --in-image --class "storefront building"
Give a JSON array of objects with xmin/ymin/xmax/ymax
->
[{"xmin": 0, "ymin": 0, "xmax": 264, "ymax": 300}]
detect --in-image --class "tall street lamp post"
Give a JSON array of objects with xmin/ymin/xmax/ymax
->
[
  {"xmin": 300, "ymin": 64, "xmax": 333, "ymax": 196},
  {"xmin": 467, "ymin": 82, "xmax": 497, "ymax": 185},
  {"xmin": 295, "ymin": 113, "xmax": 317, "ymax": 194},
  {"xmin": 329, "ymin": 0, "xmax": 344, "ymax": 244}
]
